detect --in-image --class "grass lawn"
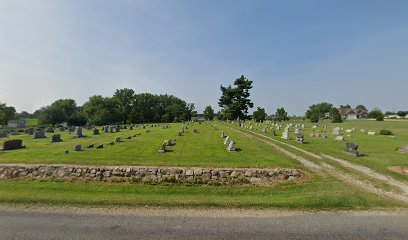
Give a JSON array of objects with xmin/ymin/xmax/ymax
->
[
  {"xmin": 0, "ymin": 175, "xmax": 403, "ymax": 209},
  {"xmin": 0, "ymin": 123, "xmax": 299, "ymax": 168},
  {"xmin": 228, "ymin": 119, "xmax": 408, "ymax": 181}
]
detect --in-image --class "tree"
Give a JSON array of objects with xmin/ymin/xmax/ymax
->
[
  {"xmin": 305, "ymin": 102, "xmax": 333, "ymax": 120},
  {"xmin": 340, "ymin": 104, "xmax": 351, "ymax": 108},
  {"xmin": 203, "ymin": 106, "xmax": 215, "ymax": 121},
  {"xmin": 252, "ymin": 107, "xmax": 267, "ymax": 122},
  {"xmin": 397, "ymin": 111, "xmax": 407, "ymax": 117},
  {"xmin": 275, "ymin": 107, "xmax": 289, "ymax": 121},
  {"xmin": 37, "ymin": 99, "xmax": 78, "ymax": 125},
  {"xmin": 355, "ymin": 105, "xmax": 367, "ymax": 111},
  {"xmin": 218, "ymin": 75, "xmax": 254, "ymax": 120},
  {"xmin": 112, "ymin": 88, "xmax": 135, "ymax": 124},
  {"xmin": 310, "ymin": 112, "xmax": 320, "ymax": 123},
  {"xmin": 0, "ymin": 102, "xmax": 16, "ymax": 127},
  {"xmin": 330, "ymin": 107, "xmax": 342, "ymax": 123},
  {"xmin": 82, "ymin": 96, "xmax": 121, "ymax": 125},
  {"xmin": 368, "ymin": 108, "xmax": 384, "ymax": 121}
]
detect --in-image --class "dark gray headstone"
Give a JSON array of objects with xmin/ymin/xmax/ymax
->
[{"xmin": 2, "ymin": 139, "xmax": 25, "ymax": 151}]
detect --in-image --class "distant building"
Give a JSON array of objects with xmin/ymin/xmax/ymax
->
[
  {"xmin": 338, "ymin": 108, "xmax": 368, "ymax": 120},
  {"xmin": 7, "ymin": 120, "xmax": 26, "ymax": 128}
]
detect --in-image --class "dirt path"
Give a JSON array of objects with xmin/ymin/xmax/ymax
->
[{"xmin": 228, "ymin": 126, "xmax": 408, "ymax": 204}]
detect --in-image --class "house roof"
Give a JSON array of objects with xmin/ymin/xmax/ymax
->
[{"xmin": 338, "ymin": 108, "xmax": 356, "ymax": 115}]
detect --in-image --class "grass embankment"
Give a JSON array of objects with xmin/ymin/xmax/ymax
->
[{"xmin": 0, "ymin": 175, "xmax": 402, "ymax": 209}]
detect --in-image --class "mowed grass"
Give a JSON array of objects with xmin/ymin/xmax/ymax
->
[
  {"xmin": 0, "ymin": 175, "xmax": 403, "ymax": 209},
  {"xmin": 0, "ymin": 123, "xmax": 298, "ymax": 168},
  {"xmin": 231, "ymin": 119, "xmax": 408, "ymax": 181}
]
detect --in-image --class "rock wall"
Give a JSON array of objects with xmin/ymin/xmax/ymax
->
[{"xmin": 0, "ymin": 165, "xmax": 301, "ymax": 185}]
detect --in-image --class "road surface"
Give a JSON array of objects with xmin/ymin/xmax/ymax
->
[{"xmin": 0, "ymin": 208, "xmax": 407, "ymax": 240}]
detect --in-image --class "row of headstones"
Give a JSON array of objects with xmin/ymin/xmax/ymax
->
[
  {"xmin": 64, "ymin": 134, "xmax": 142, "ymax": 154},
  {"xmin": 220, "ymin": 132, "xmax": 236, "ymax": 152}
]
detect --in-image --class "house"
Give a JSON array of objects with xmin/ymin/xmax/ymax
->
[
  {"xmin": 337, "ymin": 108, "xmax": 368, "ymax": 120},
  {"xmin": 7, "ymin": 120, "xmax": 26, "ymax": 128}
]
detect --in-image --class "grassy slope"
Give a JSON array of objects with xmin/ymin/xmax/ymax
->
[
  {"xmin": 0, "ymin": 123, "xmax": 299, "ymax": 168},
  {"xmin": 233, "ymin": 119, "xmax": 408, "ymax": 181},
  {"xmin": 0, "ymin": 176, "xmax": 402, "ymax": 209}
]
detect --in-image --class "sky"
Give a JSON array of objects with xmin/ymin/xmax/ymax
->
[{"xmin": 0, "ymin": 0, "xmax": 407, "ymax": 115}]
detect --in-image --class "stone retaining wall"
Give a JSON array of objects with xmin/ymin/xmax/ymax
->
[{"xmin": 0, "ymin": 165, "xmax": 301, "ymax": 185}]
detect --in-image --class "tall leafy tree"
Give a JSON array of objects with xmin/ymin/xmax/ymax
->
[
  {"xmin": 275, "ymin": 107, "xmax": 289, "ymax": 121},
  {"xmin": 37, "ymin": 99, "xmax": 78, "ymax": 125},
  {"xmin": 252, "ymin": 107, "xmax": 267, "ymax": 122},
  {"xmin": 368, "ymin": 108, "xmax": 384, "ymax": 121},
  {"xmin": 355, "ymin": 105, "xmax": 367, "ymax": 111},
  {"xmin": 203, "ymin": 105, "xmax": 215, "ymax": 120},
  {"xmin": 0, "ymin": 102, "xmax": 16, "ymax": 127},
  {"xmin": 330, "ymin": 107, "xmax": 342, "ymax": 123},
  {"xmin": 305, "ymin": 102, "xmax": 333, "ymax": 119},
  {"xmin": 218, "ymin": 75, "xmax": 254, "ymax": 120},
  {"xmin": 113, "ymin": 88, "xmax": 135, "ymax": 124},
  {"xmin": 82, "ymin": 96, "xmax": 121, "ymax": 125}
]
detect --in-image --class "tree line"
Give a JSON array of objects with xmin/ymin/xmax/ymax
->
[{"xmin": 27, "ymin": 89, "xmax": 196, "ymax": 126}]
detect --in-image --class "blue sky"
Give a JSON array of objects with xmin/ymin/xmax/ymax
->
[{"xmin": 0, "ymin": 0, "xmax": 407, "ymax": 115}]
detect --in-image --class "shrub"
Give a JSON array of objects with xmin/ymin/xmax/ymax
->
[{"xmin": 379, "ymin": 129, "xmax": 392, "ymax": 135}]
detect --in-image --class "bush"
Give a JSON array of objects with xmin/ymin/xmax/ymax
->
[
  {"xmin": 376, "ymin": 115, "xmax": 384, "ymax": 121},
  {"xmin": 379, "ymin": 129, "xmax": 392, "ymax": 135}
]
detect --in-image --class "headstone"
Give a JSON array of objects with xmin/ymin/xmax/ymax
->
[
  {"xmin": 96, "ymin": 144, "xmax": 104, "ymax": 149},
  {"xmin": 294, "ymin": 128, "xmax": 300, "ymax": 134},
  {"xmin": 367, "ymin": 132, "xmax": 376, "ymax": 135},
  {"xmin": 335, "ymin": 136, "xmax": 344, "ymax": 141},
  {"xmin": 93, "ymin": 128, "xmax": 100, "ymax": 135},
  {"xmin": 158, "ymin": 142, "xmax": 167, "ymax": 153},
  {"xmin": 181, "ymin": 126, "xmax": 184, "ymax": 133},
  {"xmin": 64, "ymin": 150, "xmax": 69, "ymax": 154},
  {"xmin": 220, "ymin": 131, "xmax": 225, "ymax": 138},
  {"xmin": 2, "ymin": 139, "xmax": 25, "ymax": 151},
  {"xmin": 59, "ymin": 127, "xmax": 65, "ymax": 132},
  {"xmin": 115, "ymin": 137, "xmax": 121, "ymax": 143},
  {"xmin": 74, "ymin": 127, "xmax": 84, "ymax": 138},
  {"xmin": 227, "ymin": 141, "xmax": 236, "ymax": 152},
  {"xmin": 296, "ymin": 134, "xmax": 304, "ymax": 144},
  {"xmin": 109, "ymin": 126, "xmax": 114, "ymax": 133},
  {"xmin": 281, "ymin": 131, "xmax": 289, "ymax": 140},
  {"xmin": 49, "ymin": 134, "xmax": 62, "ymax": 143},
  {"xmin": 360, "ymin": 129, "xmax": 366, "ymax": 133},
  {"xmin": 332, "ymin": 128, "xmax": 340, "ymax": 135},
  {"xmin": 262, "ymin": 128, "xmax": 267, "ymax": 133},
  {"xmin": 115, "ymin": 126, "xmax": 120, "ymax": 132},
  {"xmin": 67, "ymin": 127, "xmax": 75, "ymax": 133},
  {"xmin": 271, "ymin": 129, "xmax": 277, "ymax": 136},
  {"xmin": 33, "ymin": 131, "xmax": 46, "ymax": 139},
  {"xmin": 87, "ymin": 144, "xmax": 94, "ymax": 148},
  {"xmin": 73, "ymin": 144, "xmax": 82, "ymax": 152},
  {"xmin": 346, "ymin": 129, "xmax": 353, "ymax": 133},
  {"xmin": 45, "ymin": 127, "xmax": 54, "ymax": 133},
  {"xmin": 224, "ymin": 136, "xmax": 230, "ymax": 145},
  {"xmin": 107, "ymin": 142, "xmax": 114, "ymax": 146},
  {"xmin": 177, "ymin": 131, "xmax": 182, "ymax": 136},
  {"xmin": 343, "ymin": 142, "xmax": 360, "ymax": 157},
  {"xmin": 127, "ymin": 136, "xmax": 132, "ymax": 139}
]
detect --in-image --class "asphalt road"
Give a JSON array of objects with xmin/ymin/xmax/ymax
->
[{"xmin": 0, "ymin": 209, "xmax": 407, "ymax": 240}]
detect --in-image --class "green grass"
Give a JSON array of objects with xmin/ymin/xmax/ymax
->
[
  {"xmin": 230, "ymin": 119, "xmax": 408, "ymax": 181},
  {"xmin": 0, "ymin": 123, "xmax": 299, "ymax": 168},
  {"xmin": 0, "ymin": 176, "xmax": 402, "ymax": 209},
  {"xmin": 24, "ymin": 118, "xmax": 39, "ymax": 127}
]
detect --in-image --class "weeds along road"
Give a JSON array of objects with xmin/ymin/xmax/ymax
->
[
  {"xmin": 227, "ymin": 126, "xmax": 408, "ymax": 204},
  {"xmin": 0, "ymin": 208, "xmax": 408, "ymax": 240}
]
